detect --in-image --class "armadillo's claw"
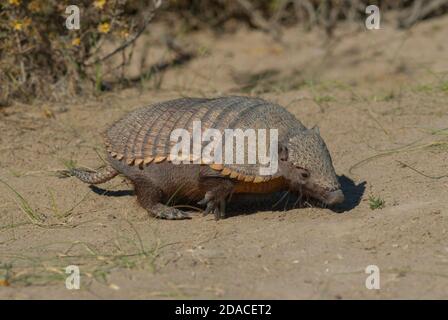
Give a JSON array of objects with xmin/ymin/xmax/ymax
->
[
  {"xmin": 152, "ymin": 204, "xmax": 191, "ymax": 220},
  {"xmin": 203, "ymin": 201, "xmax": 214, "ymax": 215},
  {"xmin": 198, "ymin": 192, "xmax": 226, "ymax": 220}
]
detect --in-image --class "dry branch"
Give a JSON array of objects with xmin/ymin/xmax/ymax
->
[
  {"xmin": 399, "ymin": 0, "xmax": 448, "ymax": 28},
  {"xmin": 85, "ymin": 0, "xmax": 163, "ymax": 67}
]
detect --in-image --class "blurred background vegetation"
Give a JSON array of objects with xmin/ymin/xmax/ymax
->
[{"xmin": 1, "ymin": 0, "xmax": 448, "ymax": 106}]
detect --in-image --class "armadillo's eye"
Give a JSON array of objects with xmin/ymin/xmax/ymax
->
[{"xmin": 296, "ymin": 167, "xmax": 310, "ymax": 179}]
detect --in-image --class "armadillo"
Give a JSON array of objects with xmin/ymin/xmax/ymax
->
[{"xmin": 70, "ymin": 96, "xmax": 344, "ymax": 220}]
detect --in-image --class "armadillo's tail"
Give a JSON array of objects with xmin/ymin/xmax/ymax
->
[{"xmin": 61, "ymin": 165, "xmax": 119, "ymax": 185}]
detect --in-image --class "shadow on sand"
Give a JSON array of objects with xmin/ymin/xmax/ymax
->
[
  {"xmin": 89, "ymin": 175, "xmax": 365, "ymax": 217},
  {"xmin": 333, "ymin": 175, "xmax": 366, "ymax": 213},
  {"xmin": 89, "ymin": 185, "xmax": 134, "ymax": 197}
]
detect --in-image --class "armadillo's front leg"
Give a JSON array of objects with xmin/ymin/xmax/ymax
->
[
  {"xmin": 151, "ymin": 203, "xmax": 191, "ymax": 220},
  {"xmin": 198, "ymin": 179, "xmax": 234, "ymax": 220},
  {"xmin": 133, "ymin": 178, "xmax": 190, "ymax": 220}
]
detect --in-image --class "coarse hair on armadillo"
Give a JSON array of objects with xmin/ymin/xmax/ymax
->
[{"xmin": 69, "ymin": 166, "xmax": 118, "ymax": 185}]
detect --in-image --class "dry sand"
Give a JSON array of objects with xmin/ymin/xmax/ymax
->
[{"xmin": 0, "ymin": 16, "xmax": 447, "ymax": 299}]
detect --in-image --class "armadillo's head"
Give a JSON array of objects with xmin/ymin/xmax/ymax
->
[{"xmin": 278, "ymin": 127, "xmax": 344, "ymax": 206}]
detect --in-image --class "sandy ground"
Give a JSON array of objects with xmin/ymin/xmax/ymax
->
[{"xmin": 1, "ymin": 16, "xmax": 448, "ymax": 299}]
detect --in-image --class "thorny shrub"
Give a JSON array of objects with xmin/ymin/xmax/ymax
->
[{"xmin": 0, "ymin": 0, "xmax": 162, "ymax": 105}]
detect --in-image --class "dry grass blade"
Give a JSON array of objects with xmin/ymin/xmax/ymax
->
[
  {"xmin": 0, "ymin": 178, "xmax": 90, "ymax": 229},
  {"xmin": 272, "ymin": 191, "xmax": 290, "ymax": 209},
  {"xmin": 396, "ymin": 160, "xmax": 448, "ymax": 180},
  {"xmin": 172, "ymin": 205, "xmax": 203, "ymax": 212},
  {"xmin": 349, "ymin": 140, "xmax": 448, "ymax": 175},
  {"xmin": 0, "ymin": 178, "xmax": 45, "ymax": 225}
]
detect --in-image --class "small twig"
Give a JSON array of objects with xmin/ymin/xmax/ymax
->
[
  {"xmin": 15, "ymin": 33, "xmax": 26, "ymax": 84},
  {"xmin": 236, "ymin": 0, "xmax": 281, "ymax": 40},
  {"xmin": 269, "ymin": 0, "xmax": 289, "ymax": 30},
  {"xmin": 296, "ymin": 0, "xmax": 317, "ymax": 28},
  {"xmin": 125, "ymin": 42, "xmax": 195, "ymax": 84}
]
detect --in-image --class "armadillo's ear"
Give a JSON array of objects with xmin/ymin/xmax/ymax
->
[
  {"xmin": 278, "ymin": 143, "xmax": 288, "ymax": 161},
  {"xmin": 311, "ymin": 125, "xmax": 320, "ymax": 135}
]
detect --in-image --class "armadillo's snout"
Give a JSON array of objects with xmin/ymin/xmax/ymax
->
[{"xmin": 324, "ymin": 189, "xmax": 344, "ymax": 205}]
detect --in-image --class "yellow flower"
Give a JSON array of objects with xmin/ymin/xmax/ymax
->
[
  {"xmin": 97, "ymin": 22, "xmax": 110, "ymax": 34},
  {"xmin": 71, "ymin": 37, "xmax": 81, "ymax": 46},
  {"xmin": 12, "ymin": 18, "xmax": 31, "ymax": 31},
  {"xmin": 12, "ymin": 20, "xmax": 23, "ymax": 31},
  {"xmin": 94, "ymin": 0, "xmax": 106, "ymax": 9},
  {"xmin": 9, "ymin": 0, "xmax": 21, "ymax": 6}
]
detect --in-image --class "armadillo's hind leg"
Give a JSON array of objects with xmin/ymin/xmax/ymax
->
[
  {"xmin": 133, "ymin": 178, "xmax": 190, "ymax": 220},
  {"xmin": 69, "ymin": 165, "xmax": 118, "ymax": 185},
  {"xmin": 198, "ymin": 178, "xmax": 234, "ymax": 220}
]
